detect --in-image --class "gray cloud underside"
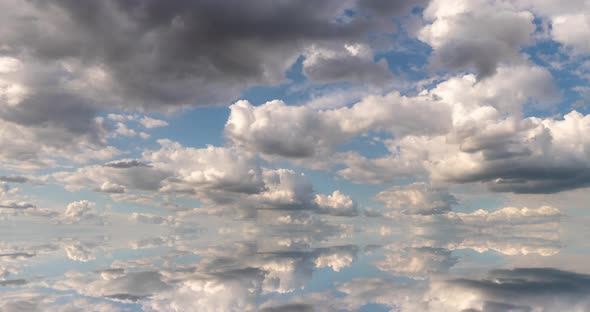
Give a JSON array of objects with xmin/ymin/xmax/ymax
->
[{"xmin": 0, "ymin": 0, "xmax": 411, "ymax": 110}]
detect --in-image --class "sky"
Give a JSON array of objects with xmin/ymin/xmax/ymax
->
[{"xmin": 1, "ymin": 0, "xmax": 590, "ymax": 311}]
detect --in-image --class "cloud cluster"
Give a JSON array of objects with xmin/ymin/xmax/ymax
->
[
  {"xmin": 221, "ymin": 61, "xmax": 586, "ymax": 195},
  {"xmin": 375, "ymin": 183, "xmax": 457, "ymax": 215},
  {"xmin": 225, "ymin": 91, "xmax": 452, "ymax": 159},
  {"xmin": 54, "ymin": 140, "xmax": 358, "ymax": 218},
  {"xmin": 419, "ymin": 0, "xmax": 536, "ymax": 78},
  {"xmin": 0, "ymin": 0, "xmax": 399, "ymax": 112}
]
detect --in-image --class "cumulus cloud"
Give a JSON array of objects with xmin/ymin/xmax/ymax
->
[
  {"xmin": 329, "ymin": 65, "xmax": 590, "ymax": 194},
  {"xmin": 315, "ymin": 191, "xmax": 359, "ymax": 216},
  {"xmin": 375, "ymin": 183, "xmax": 457, "ymax": 215},
  {"xmin": 54, "ymin": 140, "xmax": 358, "ymax": 218},
  {"xmin": 399, "ymin": 205, "xmax": 562, "ymax": 256},
  {"xmin": 273, "ymin": 267, "xmax": 590, "ymax": 311},
  {"xmin": 54, "ymin": 160, "xmax": 170, "ymax": 193},
  {"xmin": 61, "ymin": 200, "xmax": 107, "ymax": 225},
  {"xmin": 551, "ymin": 14, "xmax": 590, "ymax": 54},
  {"xmin": 427, "ymin": 268, "xmax": 590, "ymax": 311},
  {"xmin": 0, "ymin": 117, "xmax": 117, "ymax": 170},
  {"xmin": 419, "ymin": 0, "xmax": 535, "ymax": 78},
  {"xmin": 0, "ymin": 0, "xmax": 401, "ymax": 169},
  {"xmin": 95, "ymin": 181, "xmax": 126, "ymax": 194},
  {"xmin": 376, "ymin": 247, "xmax": 457, "ymax": 279},
  {"xmin": 225, "ymin": 91, "xmax": 452, "ymax": 159},
  {"xmin": 147, "ymin": 139, "xmax": 265, "ymax": 195},
  {"xmin": 225, "ymin": 100, "xmax": 336, "ymax": 158},
  {"xmin": 0, "ymin": 0, "xmax": 390, "ymax": 111},
  {"xmin": 55, "ymin": 270, "xmax": 170, "ymax": 301},
  {"xmin": 302, "ymin": 42, "xmax": 393, "ymax": 85},
  {"xmin": 514, "ymin": 1, "xmax": 590, "ymax": 55}
]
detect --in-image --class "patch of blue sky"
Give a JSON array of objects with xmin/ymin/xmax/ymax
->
[
  {"xmin": 376, "ymin": 38, "xmax": 432, "ymax": 90},
  {"xmin": 337, "ymin": 132, "xmax": 392, "ymax": 158},
  {"xmin": 303, "ymin": 248, "xmax": 402, "ymax": 293},
  {"xmin": 259, "ymin": 248, "xmax": 402, "ymax": 303},
  {"xmin": 359, "ymin": 303, "xmax": 392, "ymax": 312},
  {"xmin": 524, "ymin": 40, "xmax": 590, "ymax": 116},
  {"xmin": 449, "ymin": 248, "xmax": 511, "ymax": 274}
]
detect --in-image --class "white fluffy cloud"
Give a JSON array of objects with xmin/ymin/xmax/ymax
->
[
  {"xmin": 315, "ymin": 190, "xmax": 359, "ymax": 216},
  {"xmin": 146, "ymin": 140, "xmax": 265, "ymax": 195},
  {"xmin": 225, "ymin": 91, "xmax": 452, "ymax": 159},
  {"xmin": 551, "ymin": 14, "xmax": 590, "ymax": 54},
  {"xmin": 139, "ymin": 116, "xmax": 169, "ymax": 129},
  {"xmin": 375, "ymin": 183, "xmax": 457, "ymax": 215},
  {"xmin": 53, "ymin": 140, "xmax": 357, "ymax": 218}
]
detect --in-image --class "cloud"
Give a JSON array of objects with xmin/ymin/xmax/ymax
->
[
  {"xmin": 273, "ymin": 267, "xmax": 590, "ymax": 311},
  {"xmin": 0, "ymin": 118, "xmax": 117, "ymax": 170},
  {"xmin": 261, "ymin": 303, "xmax": 316, "ymax": 312},
  {"xmin": 227, "ymin": 64, "xmax": 552, "ymax": 175},
  {"xmin": 54, "ymin": 159, "xmax": 170, "ymax": 193},
  {"xmin": 0, "ymin": 0, "xmax": 398, "ymax": 169},
  {"xmin": 139, "ymin": 116, "xmax": 168, "ymax": 129},
  {"xmin": 513, "ymin": 1, "xmax": 590, "ymax": 55},
  {"xmin": 225, "ymin": 100, "xmax": 335, "ymax": 158},
  {"xmin": 328, "ymin": 65, "xmax": 590, "ymax": 194},
  {"xmin": 145, "ymin": 268, "xmax": 263, "ymax": 312},
  {"xmin": 0, "ymin": 201, "xmax": 35, "ymax": 209},
  {"xmin": 0, "ymin": 176, "xmax": 27, "ymax": 183},
  {"xmin": 375, "ymin": 183, "xmax": 458, "ymax": 215},
  {"xmin": 95, "ymin": 181, "xmax": 126, "ymax": 194},
  {"xmin": 62, "ymin": 200, "xmax": 107, "ymax": 225},
  {"xmin": 376, "ymin": 247, "xmax": 458, "ymax": 280},
  {"xmin": 103, "ymin": 159, "xmax": 151, "ymax": 169},
  {"xmin": 430, "ymin": 110, "xmax": 590, "ymax": 193},
  {"xmin": 399, "ymin": 205, "xmax": 562, "ymax": 256},
  {"xmin": 147, "ymin": 139, "xmax": 265, "ymax": 195},
  {"xmin": 419, "ymin": 0, "xmax": 535, "ymax": 78},
  {"xmin": 302, "ymin": 43, "xmax": 393, "ymax": 85},
  {"xmin": 315, "ymin": 190, "xmax": 359, "ymax": 216},
  {"xmin": 0, "ymin": 0, "xmax": 389, "ymax": 111},
  {"xmin": 551, "ymin": 14, "xmax": 590, "ymax": 54},
  {"xmin": 54, "ymin": 140, "xmax": 358, "ymax": 218},
  {"xmin": 55, "ymin": 270, "xmax": 170, "ymax": 301},
  {"xmin": 225, "ymin": 92, "xmax": 451, "ymax": 159},
  {"xmin": 427, "ymin": 268, "xmax": 590, "ymax": 311},
  {"xmin": 357, "ymin": 0, "xmax": 428, "ymax": 17}
]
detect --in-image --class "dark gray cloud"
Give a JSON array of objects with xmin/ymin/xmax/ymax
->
[
  {"xmin": 0, "ymin": 252, "xmax": 35, "ymax": 259},
  {"xmin": 261, "ymin": 303, "xmax": 316, "ymax": 312},
  {"xmin": 440, "ymin": 268, "xmax": 590, "ymax": 311},
  {"xmin": 450, "ymin": 162, "xmax": 590, "ymax": 194},
  {"xmin": 302, "ymin": 43, "xmax": 394, "ymax": 85},
  {"xmin": 0, "ymin": 176, "xmax": 27, "ymax": 183},
  {"xmin": 0, "ymin": 201, "xmax": 36, "ymax": 209},
  {"xmin": 0, "ymin": 0, "xmax": 403, "ymax": 168},
  {"xmin": 419, "ymin": 0, "xmax": 535, "ymax": 79},
  {"xmin": 0, "ymin": 279, "xmax": 27, "ymax": 287},
  {"xmin": 103, "ymin": 159, "xmax": 151, "ymax": 169},
  {"xmin": 357, "ymin": 0, "xmax": 428, "ymax": 16},
  {"xmin": 0, "ymin": 0, "xmax": 392, "ymax": 110},
  {"xmin": 0, "ymin": 91, "xmax": 98, "ymax": 136}
]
